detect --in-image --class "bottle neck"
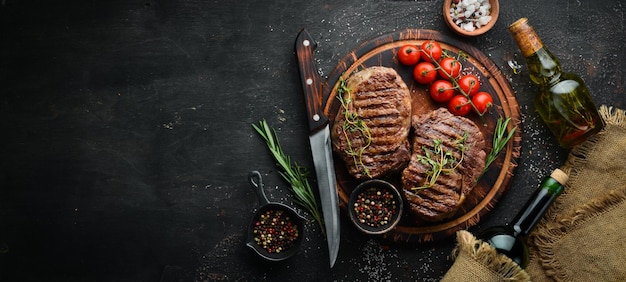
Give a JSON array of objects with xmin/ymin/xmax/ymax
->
[
  {"xmin": 509, "ymin": 18, "xmax": 543, "ymax": 57},
  {"xmin": 509, "ymin": 18, "xmax": 563, "ymax": 86},
  {"xmin": 510, "ymin": 177, "xmax": 564, "ymax": 237},
  {"xmin": 527, "ymin": 48, "xmax": 562, "ymax": 86}
]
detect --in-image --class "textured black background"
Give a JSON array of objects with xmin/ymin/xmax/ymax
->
[{"xmin": 1, "ymin": 0, "xmax": 624, "ymax": 281}]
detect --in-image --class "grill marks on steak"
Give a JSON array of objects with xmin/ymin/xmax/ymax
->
[
  {"xmin": 331, "ymin": 66, "xmax": 412, "ymax": 179},
  {"xmin": 401, "ymin": 108, "xmax": 486, "ymax": 221}
]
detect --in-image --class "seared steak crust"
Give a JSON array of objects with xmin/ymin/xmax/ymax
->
[
  {"xmin": 401, "ymin": 108, "xmax": 486, "ymax": 221},
  {"xmin": 331, "ymin": 66, "xmax": 412, "ymax": 179}
]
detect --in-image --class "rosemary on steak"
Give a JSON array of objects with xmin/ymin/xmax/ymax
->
[
  {"xmin": 413, "ymin": 132, "xmax": 469, "ymax": 190},
  {"xmin": 252, "ymin": 120, "xmax": 324, "ymax": 233},
  {"xmin": 336, "ymin": 77, "xmax": 373, "ymax": 178}
]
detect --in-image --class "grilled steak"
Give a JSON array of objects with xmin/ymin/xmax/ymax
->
[
  {"xmin": 331, "ymin": 66, "xmax": 412, "ymax": 179},
  {"xmin": 401, "ymin": 108, "xmax": 486, "ymax": 221}
]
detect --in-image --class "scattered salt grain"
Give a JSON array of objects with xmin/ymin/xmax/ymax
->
[{"xmin": 450, "ymin": 0, "xmax": 492, "ymax": 32}]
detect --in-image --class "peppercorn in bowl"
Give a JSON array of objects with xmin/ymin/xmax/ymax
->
[
  {"xmin": 246, "ymin": 203, "xmax": 305, "ymax": 261},
  {"xmin": 348, "ymin": 179, "xmax": 404, "ymax": 235},
  {"xmin": 245, "ymin": 171, "xmax": 305, "ymax": 261}
]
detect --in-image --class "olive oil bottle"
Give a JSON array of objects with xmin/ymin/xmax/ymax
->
[
  {"xmin": 509, "ymin": 18, "xmax": 604, "ymax": 148},
  {"xmin": 477, "ymin": 169, "xmax": 568, "ymax": 268}
]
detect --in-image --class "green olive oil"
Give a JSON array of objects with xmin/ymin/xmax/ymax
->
[{"xmin": 509, "ymin": 18, "xmax": 604, "ymax": 148}]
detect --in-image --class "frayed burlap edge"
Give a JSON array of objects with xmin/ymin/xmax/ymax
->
[
  {"xmin": 599, "ymin": 105, "xmax": 626, "ymax": 125},
  {"xmin": 451, "ymin": 230, "xmax": 531, "ymax": 281},
  {"xmin": 528, "ymin": 105, "xmax": 626, "ymax": 281},
  {"xmin": 531, "ymin": 190, "xmax": 626, "ymax": 281}
]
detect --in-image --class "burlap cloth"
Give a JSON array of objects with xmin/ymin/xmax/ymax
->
[{"xmin": 441, "ymin": 106, "xmax": 626, "ymax": 282}]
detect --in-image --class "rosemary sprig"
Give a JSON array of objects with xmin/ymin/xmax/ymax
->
[
  {"xmin": 413, "ymin": 132, "xmax": 468, "ymax": 190},
  {"xmin": 336, "ymin": 78, "xmax": 372, "ymax": 178},
  {"xmin": 479, "ymin": 117, "xmax": 517, "ymax": 180},
  {"xmin": 252, "ymin": 119, "xmax": 325, "ymax": 233}
]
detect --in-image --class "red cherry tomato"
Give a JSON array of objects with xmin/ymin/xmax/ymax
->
[
  {"xmin": 438, "ymin": 57, "xmax": 462, "ymax": 79},
  {"xmin": 420, "ymin": 40, "xmax": 443, "ymax": 63},
  {"xmin": 429, "ymin": 80, "xmax": 455, "ymax": 103},
  {"xmin": 398, "ymin": 45, "xmax": 421, "ymax": 66},
  {"xmin": 413, "ymin": 62, "xmax": 437, "ymax": 84},
  {"xmin": 471, "ymin": 92, "xmax": 493, "ymax": 115},
  {"xmin": 448, "ymin": 95, "xmax": 472, "ymax": 116},
  {"xmin": 457, "ymin": 74, "xmax": 480, "ymax": 97}
]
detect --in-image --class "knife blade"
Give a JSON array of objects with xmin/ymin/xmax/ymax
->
[{"xmin": 294, "ymin": 28, "xmax": 340, "ymax": 268}]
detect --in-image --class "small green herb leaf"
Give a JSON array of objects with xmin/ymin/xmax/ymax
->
[{"xmin": 413, "ymin": 134, "xmax": 468, "ymax": 190}]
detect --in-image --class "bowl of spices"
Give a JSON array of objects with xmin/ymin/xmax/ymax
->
[
  {"xmin": 246, "ymin": 171, "xmax": 305, "ymax": 261},
  {"xmin": 348, "ymin": 179, "xmax": 403, "ymax": 235},
  {"xmin": 443, "ymin": 0, "xmax": 499, "ymax": 37}
]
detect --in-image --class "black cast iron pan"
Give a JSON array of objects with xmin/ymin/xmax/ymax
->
[{"xmin": 246, "ymin": 171, "xmax": 305, "ymax": 261}]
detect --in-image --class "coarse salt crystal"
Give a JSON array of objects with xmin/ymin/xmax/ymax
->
[
  {"xmin": 466, "ymin": 4, "xmax": 476, "ymax": 14},
  {"xmin": 478, "ymin": 15, "xmax": 492, "ymax": 26},
  {"xmin": 461, "ymin": 22, "xmax": 475, "ymax": 32}
]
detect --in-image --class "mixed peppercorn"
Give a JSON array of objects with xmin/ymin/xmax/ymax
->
[
  {"xmin": 252, "ymin": 209, "xmax": 299, "ymax": 254},
  {"xmin": 353, "ymin": 186, "xmax": 398, "ymax": 228}
]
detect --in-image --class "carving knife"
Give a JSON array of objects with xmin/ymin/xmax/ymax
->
[{"xmin": 294, "ymin": 29, "xmax": 340, "ymax": 268}]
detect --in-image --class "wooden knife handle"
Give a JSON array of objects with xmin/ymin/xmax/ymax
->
[{"xmin": 295, "ymin": 29, "xmax": 327, "ymax": 132}]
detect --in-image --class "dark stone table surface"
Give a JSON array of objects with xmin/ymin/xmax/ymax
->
[{"xmin": 1, "ymin": 0, "xmax": 624, "ymax": 281}]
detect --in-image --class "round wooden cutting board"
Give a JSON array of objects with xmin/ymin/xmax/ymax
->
[{"xmin": 321, "ymin": 29, "xmax": 522, "ymax": 243}]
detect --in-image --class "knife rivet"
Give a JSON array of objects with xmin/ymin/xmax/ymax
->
[
  {"xmin": 313, "ymin": 114, "xmax": 320, "ymax": 121},
  {"xmin": 303, "ymin": 40, "xmax": 310, "ymax": 47},
  {"xmin": 306, "ymin": 78, "xmax": 313, "ymax": 85}
]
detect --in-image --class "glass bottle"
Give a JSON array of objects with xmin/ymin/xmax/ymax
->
[
  {"xmin": 477, "ymin": 168, "xmax": 568, "ymax": 268},
  {"xmin": 509, "ymin": 18, "xmax": 604, "ymax": 148}
]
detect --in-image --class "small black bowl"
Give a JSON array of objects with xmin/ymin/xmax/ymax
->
[
  {"xmin": 348, "ymin": 179, "xmax": 403, "ymax": 235},
  {"xmin": 245, "ymin": 171, "xmax": 305, "ymax": 261}
]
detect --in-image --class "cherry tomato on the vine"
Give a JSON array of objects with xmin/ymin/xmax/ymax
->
[
  {"xmin": 413, "ymin": 62, "xmax": 437, "ymax": 84},
  {"xmin": 448, "ymin": 95, "xmax": 472, "ymax": 116},
  {"xmin": 429, "ymin": 80, "xmax": 455, "ymax": 103},
  {"xmin": 398, "ymin": 45, "xmax": 421, "ymax": 66},
  {"xmin": 471, "ymin": 92, "xmax": 493, "ymax": 115},
  {"xmin": 420, "ymin": 40, "xmax": 442, "ymax": 63},
  {"xmin": 438, "ymin": 57, "xmax": 462, "ymax": 79},
  {"xmin": 457, "ymin": 74, "xmax": 480, "ymax": 97}
]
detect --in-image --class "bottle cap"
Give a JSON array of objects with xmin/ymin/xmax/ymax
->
[
  {"xmin": 550, "ymin": 168, "xmax": 569, "ymax": 185},
  {"xmin": 509, "ymin": 17, "xmax": 529, "ymax": 29},
  {"xmin": 508, "ymin": 17, "xmax": 544, "ymax": 57}
]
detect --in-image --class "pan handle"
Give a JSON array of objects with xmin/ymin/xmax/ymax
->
[{"xmin": 248, "ymin": 171, "xmax": 270, "ymax": 205}]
